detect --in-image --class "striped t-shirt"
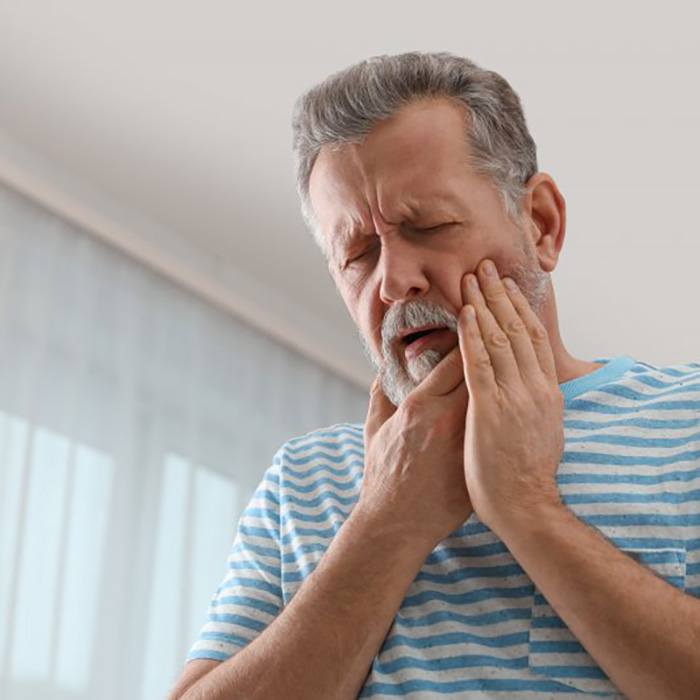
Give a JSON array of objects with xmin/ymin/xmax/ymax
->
[{"xmin": 186, "ymin": 355, "xmax": 700, "ymax": 698}]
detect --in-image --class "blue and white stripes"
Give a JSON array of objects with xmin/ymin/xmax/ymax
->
[{"xmin": 187, "ymin": 355, "xmax": 700, "ymax": 698}]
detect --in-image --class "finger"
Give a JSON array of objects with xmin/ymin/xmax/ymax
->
[
  {"xmin": 458, "ymin": 303, "xmax": 494, "ymax": 399},
  {"xmin": 364, "ymin": 376, "xmax": 396, "ymax": 442},
  {"xmin": 463, "ymin": 268, "xmax": 520, "ymax": 388},
  {"xmin": 475, "ymin": 260, "xmax": 542, "ymax": 381},
  {"xmin": 413, "ymin": 344, "xmax": 465, "ymax": 398},
  {"xmin": 502, "ymin": 277, "xmax": 558, "ymax": 383}
]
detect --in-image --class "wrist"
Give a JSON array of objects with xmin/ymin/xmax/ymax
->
[
  {"xmin": 347, "ymin": 503, "xmax": 436, "ymax": 562},
  {"xmin": 488, "ymin": 490, "xmax": 568, "ymax": 544}
]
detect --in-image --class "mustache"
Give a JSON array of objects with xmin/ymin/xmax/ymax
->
[{"xmin": 381, "ymin": 299, "xmax": 459, "ymax": 347}]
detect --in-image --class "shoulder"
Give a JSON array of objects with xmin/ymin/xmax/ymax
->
[
  {"xmin": 624, "ymin": 359, "xmax": 700, "ymax": 388},
  {"xmin": 273, "ymin": 422, "xmax": 365, "ymax": 464},
  {"xmin": 611, "ymin": 359, "xmax": 700, "ymax": 421},
  {"xmin": 276, "ymin": 423, "xmax": 363, "ymax": 460},
  {"xmin": 267, "ymin": 422, "xmax": 365, "ymax": 494}
]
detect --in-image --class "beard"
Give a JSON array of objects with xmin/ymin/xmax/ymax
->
[{"xmin": 358, "ymin": 236, "xmax": 551, "ymax": 407}]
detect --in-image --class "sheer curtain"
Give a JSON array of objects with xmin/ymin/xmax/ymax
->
[{"xmin": 0, "ymin": 182, "xmax": 368, "ymax": 700}]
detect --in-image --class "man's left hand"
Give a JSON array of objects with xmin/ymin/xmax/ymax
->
[{"xmin": 456, "ymin": 258, "xmax": 565, "ymax": 536}]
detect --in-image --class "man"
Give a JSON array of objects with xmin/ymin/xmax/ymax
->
[{"xmin": 169, "ymin": 52, "xmax": 700, "ymax": 699}]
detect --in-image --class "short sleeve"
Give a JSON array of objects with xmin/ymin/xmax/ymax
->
[{"xmin": 185, "ymin": 454, "xmax": 283, "ymax": 663}]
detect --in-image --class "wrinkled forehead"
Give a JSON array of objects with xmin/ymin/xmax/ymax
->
[{"xmin": 308, "ymin": 98, "xmax": 473, "ymax": 229}]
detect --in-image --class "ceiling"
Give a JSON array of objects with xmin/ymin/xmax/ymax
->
[{"xmin": 1, "ymin": 0, "xmax": 699, "ymax": 389}]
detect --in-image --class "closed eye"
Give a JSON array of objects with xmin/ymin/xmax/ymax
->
[
  {"xmin": 343, "ymin": 244, "xmax": 379, "ymax": 269},
  {"xmin": 347, "ymin": 250, "xmax": 370, "ymax": 265},
  {"xmin": 342, "ymin": 223, "xmax": 456, "ymax": 269},
  {"xmin": 419, "ymin": 222, "xmax": 457, "ymax": 232}
]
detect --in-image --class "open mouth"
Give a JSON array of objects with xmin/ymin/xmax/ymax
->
[
  {"xmin": 402, "ymin": 328, "xmax": 444, "ymax": 346},
  {"xmin": 398, "ymin": 325, "xmax": 456, "ymax": 363}
]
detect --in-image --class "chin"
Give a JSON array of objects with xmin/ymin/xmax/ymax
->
[
  {"xmin": 407, "ymin": 349, "xmax": 443, "ymax": 384},
  {"xmin": 380, "ymin": 348, "xmax": 444, "ymax": 406}
]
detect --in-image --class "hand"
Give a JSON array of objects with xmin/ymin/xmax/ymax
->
[
  {"xmin": 358, "ymin": 345, "xmax": 474, "ymax": 553},
  {"xmin": 456, "ymin": 259, "xmax": 565, "ymax": 536}
]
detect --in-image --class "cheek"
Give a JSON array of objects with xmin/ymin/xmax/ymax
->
[
  {"xmin": 436, "ymin": 258, "xmax": 471, "ymax": 309},
  {"xmin": 441, "ymin": 244, "xmax": 506, "ymax": 307},
  {"xmin": 356, "ymin": 285, "xmax": 385, "ymax": 355},
  {"xmin": 362, "ymin": 289, "xmax": 383, "ymax": 339},
  {"xmin": 338, "ymin": 277, "xmax": 381, "ymax": 343}
]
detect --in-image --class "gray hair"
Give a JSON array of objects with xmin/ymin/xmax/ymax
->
[{"xmin": 291, "ymin": 51, "xmax": 538, "ymax": 256}]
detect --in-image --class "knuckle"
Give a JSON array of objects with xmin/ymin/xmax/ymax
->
[
  {"xmin": 537, "ymin": 382, "xmax": 563, "ymax": 406},
  {"xmin": 484, "ymin": 287, "xmax": 505, "ymax": 303},
  {"xmin": 488, "ymin": 331, "xmax": 509, "ymax": 348},
  {"xmin": 505, "ymin": 317, "xmax": 526, "ymax": 335},
  {"xmin": 531, "ymin": 323, "xmax": 547, "ymax": 341},
  {"xmin": 475, "ymin": 352, "xmax": 493, "ymax": 370}
]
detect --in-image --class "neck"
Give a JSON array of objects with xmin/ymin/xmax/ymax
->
[{"xmin": 538, "ymin": 279, "xmax": 604, "ymax": 385}]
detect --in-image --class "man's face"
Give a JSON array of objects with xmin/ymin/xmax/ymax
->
[{"xmin": 308, "ymin": 97, "xmax": 550, "ymax": 405}]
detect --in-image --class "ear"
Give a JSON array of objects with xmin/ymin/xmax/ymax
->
[{"xmin": 521, "ymin": 173, "xmax": 566, "ymax": 273}]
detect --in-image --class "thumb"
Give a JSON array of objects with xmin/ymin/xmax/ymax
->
[
  {"xmin": 364, "ymin": 376, "xmax": 396, "ymax": 443},
  {"xmin": 413, "ymin": 344, "xmax": 465, "ymax": 399}
]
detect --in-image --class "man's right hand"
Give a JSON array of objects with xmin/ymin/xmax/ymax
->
[{"xmin": 356, "ymin": 345, "xmax": 474, "ymax": 553}]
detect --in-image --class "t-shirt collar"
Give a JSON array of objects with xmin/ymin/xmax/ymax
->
[{"xmin": 559, "ymin": 355, "xmax": 637, "ymax": 405}]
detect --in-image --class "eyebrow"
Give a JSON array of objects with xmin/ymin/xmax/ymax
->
[{"xmin": 338, "ymin": 197, "xmax": 468, "ymax": 244}]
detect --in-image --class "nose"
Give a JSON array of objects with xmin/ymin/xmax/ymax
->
[{"xmin": 378, "ymin": 235, "xmax": 430, "ymax": 304}]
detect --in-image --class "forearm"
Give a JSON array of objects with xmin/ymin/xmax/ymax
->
[
  {"xmin": 182, "ymin": 508, "xmax": 431, "ymax": 700},
  {"xmin": 499, "ymin": 502, "xmax": 700, "ymax": 700}
]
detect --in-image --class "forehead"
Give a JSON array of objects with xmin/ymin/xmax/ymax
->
[{"xmin": 309, "ymin": 98, "xmax": 474, "ymax": 244}]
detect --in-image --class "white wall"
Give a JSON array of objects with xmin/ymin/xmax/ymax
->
[
  {"xmin": 0, "ymin": 1, "xmax": 698, "ymax": 384},
  {"xmin": 0, "ymin": 183, "xmax": 368, "ymax": 700}
]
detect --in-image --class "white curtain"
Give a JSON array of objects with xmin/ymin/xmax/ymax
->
[{"xmin": 0, "ymin": 182, "xmax": 368, "ymax": 700}]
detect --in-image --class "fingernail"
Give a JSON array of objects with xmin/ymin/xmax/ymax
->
[
  {"xmin": 504, "ymin": 277, "xmax": 517, "ymax": 291},
  {"xmin": 483, "ymin": 260, "xmax": 496, "ymax": 276}
]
